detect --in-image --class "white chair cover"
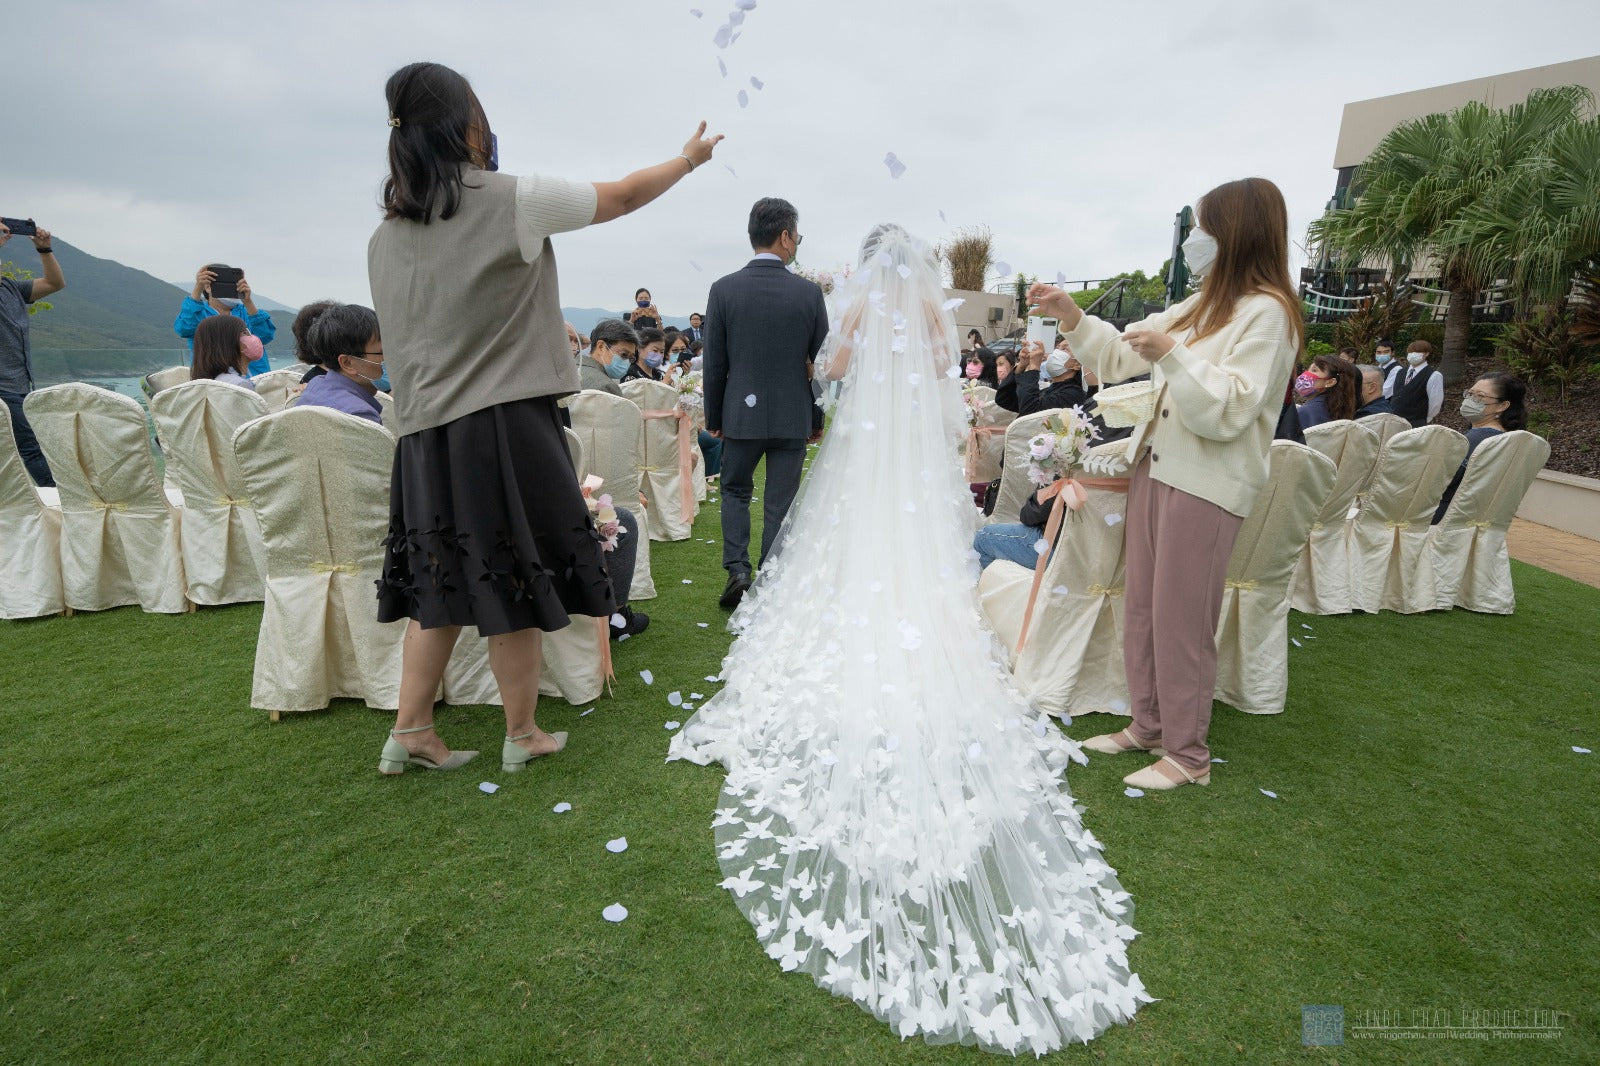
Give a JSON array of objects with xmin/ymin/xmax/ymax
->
[
  {"xmin": 1290, "ymin": 420, "xmax": 1380, "ymax": 615},
  {"xmin": 0, "ymin": 402, "xmax": 64, "ymax": 618},
  {"xmin": 567, "ymin": 390, "xmax": 655, "ymax": 600},
  {"xmin": 982, "ymin": 410, "xmax": 1055, "ymax": 526},
  {"xmin": 621, "ymin": 378, "xmax": 698, "ymax": 541},
  {"xmin": 1348, "ymin": 425, "xmax": 1467, "ymax": 614},
  {"xmin": 978, "ymin": 472, "xmax": 1132, "ymax": 717},
  {"xmin": 1213, "ymin": 442, "xmax": 1337, "ymax": 714},
  {"xmin": 961, "ymin": 391, "xmax": 1016, "ymax": 483},
  {"xmin": 563, "ymin": 426, "xmax": 587, "ymax": 481},
  {"xmin": 1355, "ymin": 412, "xmax": 1412, "ymax": 454},
  {"xmin": 150, "ymin": 380, "xmax": 270, "ymax": 605},
  {"xmin": 25, "ymin": 384, "xmax": 188, "ymax": 614},
  {"xmin": 248, "ymin": 368, "xmax": 306, "ymax": 412},
  {"xmin": 1427, "ymin": 430, "xmax": 1550, "ymax": 614},
  {"xmin": 235, "ymin": 408, "xmax": 406, "ymax": 712},
  {"xmin": 692, "ymin": 445, "xmax": 708, "ymax": 502},
  {"xmin": 144, "ymin": 365, "xmax": 191, "ymax": 396},
  {"xmin": 374, "ymin": 390, "xmax": 394, "ymax": 429}
]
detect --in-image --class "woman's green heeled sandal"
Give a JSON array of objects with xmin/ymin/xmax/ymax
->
[
  {"xmin": 502, "ymin": 729, "xmax": 569, "ymax": 773},
  {"xmin": 379, "ymin": 724, "xmax": 479, "ymax": 775}
]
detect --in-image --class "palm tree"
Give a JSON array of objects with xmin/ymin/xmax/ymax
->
[{"xmin": 1310, "ymin": 86, "xmax": 1592, "ymax": 385}]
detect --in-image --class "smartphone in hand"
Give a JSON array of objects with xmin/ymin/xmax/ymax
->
[
  {"xmin": 0, "ymin": 217, "xmax": 38, "ymax": 237},
  {"xmin": 208, "ymin": 266, "xmax": 245, "ymax": 300}
]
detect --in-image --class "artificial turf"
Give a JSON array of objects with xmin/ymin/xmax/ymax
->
[{"xmin": 2, "ymin": 470, "xmax": 1596, "ymax": 1064}]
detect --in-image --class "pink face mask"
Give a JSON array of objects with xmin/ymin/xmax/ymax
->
[
  {"xmin": 965, "ymin": 363, "xmax": 982, "ymax": 379},
  {"xmin": 1293, "ymin": 370, "xmax": 1323, "ymax": 399},
  {"xmin": 241, "ymin": 334, "xmax": 265, "ymax": 363}
]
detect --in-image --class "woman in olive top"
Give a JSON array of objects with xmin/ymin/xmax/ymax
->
[
  {"xmin": 368, "ymin": 61, "xmax": 721, "ymax": 775},
  {"xmin": 1027, "ymin": 177, "xmax": 1302, "ymax": 791}
]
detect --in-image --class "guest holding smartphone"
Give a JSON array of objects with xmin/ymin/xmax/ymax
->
[
  {"xmin": 174, "ymin": 264, "xmax": 276, "ymax": 375},
  {"xmin": 367, "ymin": 61, "xmax": 720, "ymax": 776},
  {"xmin": 0, "ymin": 220, "xmax": 65, "ymax": 486},
  {"xmin": 1027, "ymin": 177, "xmax": 1301, "ymax": 791}
]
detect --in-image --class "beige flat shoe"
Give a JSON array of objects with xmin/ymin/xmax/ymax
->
[
  {"xmin": 1082, "ymin": 727, "xmax": 1166, "ymax": 758},
  {"xmin": 502, "ymin": 729, "xmax": 569, "ymax": 773},
  {"xmin": 1123, "ymin": 755, "xmax": 1210, "ymax": 790}
]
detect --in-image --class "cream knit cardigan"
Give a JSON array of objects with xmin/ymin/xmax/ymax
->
[{"xmin": 1065, "ymin": 292, "xmax": 1299, "ymax": 518}]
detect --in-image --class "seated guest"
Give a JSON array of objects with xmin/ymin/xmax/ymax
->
[
  {"xmin": 578, "ymin": 318, "xmax": 637, "ymax": 395},
  {"xmin": 289, "ymin": 300, "xmax": 340, "ymax": 396},
  {"xmin": 565, "ymin": 321, "xmax": 583, "ymax": 364},
  {"xmin": 974, "ymin": 483, "xmax": 1058, "ymax": 570},
  {"xmin": 662, "ymin": 332, "xmax": 694, "ymax": 384},
  {"xmin": 190, "ymin": 315, "xmax": 260, "ymax": 391},
  {"xmin": 627, "ymin": 326, "xmax": 666, "ymax": 381},
  {"xmin": 1353, "ymin": 364, "xmax": 1392, "ymax": 418},
  {"xmin": 1432, "ymin": 372, "xmax": 1525, "ymax": 524},
  {"xmin": 1294, "ymin": 354, "xmax": 1358, "ymax": 429},
  {"xmin": 1006, "ymin": 339, "xmax": 1093, "ymax": 415},
  {"xmin": 296, "ymin": 304, "xmax": 386, "ymax": 423},
  {"xmin": 963, "ymin": 350, "xmax": 998, "ymax": 387}
]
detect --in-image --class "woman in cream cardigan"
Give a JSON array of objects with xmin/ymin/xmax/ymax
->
[{"xmin": 1026, "ymin": 177, "xmax": 1302, "ymax": 791}]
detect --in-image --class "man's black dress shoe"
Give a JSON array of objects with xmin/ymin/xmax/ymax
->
[{"xmin": 719, "ymin": 571, "xmax": 752, "ymax": 610}]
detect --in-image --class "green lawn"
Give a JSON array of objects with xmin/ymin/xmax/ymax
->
[{"xmin": 2, "ymin": 475, "xmax": 1596, "ymax": 1065}]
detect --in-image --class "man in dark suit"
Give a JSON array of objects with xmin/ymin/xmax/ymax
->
[{"xmin": 704, "ymin": 197, "xmax": 830, "ymax": 609}]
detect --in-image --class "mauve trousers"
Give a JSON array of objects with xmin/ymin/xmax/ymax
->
[{"xmin": 1122, "ymin": 457, "xmax": 1243, "ymax": 773}]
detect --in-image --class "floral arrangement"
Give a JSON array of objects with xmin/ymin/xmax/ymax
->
[
  {"xmin": 581, "ymin": 475, "xmax": 622, "ymax": 551},
  {"xmin": 675, "ymin": 369, "xmax": 705, "ymax": 424},
  {"xmin": 962, "ymin": 384, "xmax": 986, "ymax": 427},
  {"xmin": 793, "ymin": 263, "xmax": 850, "ymax": 296},
  {"xmin": 1024, "ymin": 406, "xmax": 1121, "ymax": 487}
]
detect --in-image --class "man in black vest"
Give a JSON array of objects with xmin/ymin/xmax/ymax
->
[
  {"xmin": 703, "ymin": 197, "xmax": 830, "ymax": 609},
  {"xmin": 1384, "ymin": 339, "xmax": 1443, "ymax": 428}
]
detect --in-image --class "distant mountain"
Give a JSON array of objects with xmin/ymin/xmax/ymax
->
[{"xmin": 561, "ymin": 307, "xmax": 692, "ymax": 334}]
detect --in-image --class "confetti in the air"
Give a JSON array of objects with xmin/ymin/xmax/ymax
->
[
  {"xmin": 1056, "ymin": 271, "xmax": 1067, "ymax": 284},
  {"xmin": 1033, "ymin": 538, "xmax": 1050, "ymax": 556},
  {"xmin": 689, "ymin": 7, "xmax": 703, "ymax": 16},
  {"xmin": 717, "ymin": 58, "xmax": 727, "ymax": 77},
  {"xmin": 689, "ymin": 260, "xmax": 703, "ymax": 272},
  {"xmin": 897, "ymin": 263, "xmax": 912, "ymax": 279},
  {"xmin": 734, "ymin": 0, "xmax": 756, "ymax": 9},
  {"xmin": 942, "ymin": 298, "xmax": 965, "ymax": 311},
  {"xmin": 939, "ymin": 209, "xmax": 947, "ymax": 222},
  {"xmin": 737, "ymin": 90, "xmax": 749, "ymax": 108},
  {"xmin": 610, "ymin": 612, "xmax": 627, "ymax": 630},
  {"xmin": 995, "ymin": 261, "xmax": 1012, "ymax": 276},
  {"xmin": 713, "ymin": 24, "xmax": 732, "ymax": 48},
  {"xmin": 883, "ymin": 152, "xmax": 906, "ymax": 179},
  {"xmin": 750, "ymin": 76, "xmax": 764, "ymax": 89},
  {"xmin": 724, "ymin": 163, "xmax": 737, "ymax": 177}
]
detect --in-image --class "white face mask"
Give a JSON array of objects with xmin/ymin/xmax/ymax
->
[
  {"xmin": 1406, "ymin": 350, "xmax": 1427, "ymax": 367},
  {"xmin": 1043, "ymin": 350, "xmax": 1072, "ymax": 380},
  {"xmin": 1181, "ymin": 228, "xmax": 1218, "ymax": 278}
]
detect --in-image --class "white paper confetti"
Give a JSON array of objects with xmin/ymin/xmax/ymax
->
[
  {"xmin": 862, "ymin": 419, "xmax": 876, "ymax": 431},
  {"xmin": 716, "ymin": 58, "xmax": 727, "ymax": 77},
  {"xmin": 734, "ymin": 0, "xmax": 756, "ymax": 9},
  {"xmin": 883, "ymin": 152, "xmax": 906, "ymax": 179},
  {"xmin": 689, "ymin": 260, "xmax": 703, "ymax": 272},
  {"xmin": 696, "ymin": 622, "xmax": 709, "ymax": 628},
  {"xmin": 617, "ymin": 634, "xmax": 629, "ymax": 643},
  {"xmin": 705, "ymin": 675, "xmax": 720, "ymax": 683},
  {"xmin": 682, "ymin": 703, "xmax": 695, "ymax": 711},
  {"xmin": 1301, "ymin": 623, "xmax": 1313, "ymax": 630},
  {"xmin": 1211, "ymin": 757, "xmax": 1227, "ymax": 764},
  {"xmin": 668, "ymin": 691, "xmax": 683, "ymax": 707},
  {"xmin": 1123, "ymin": 787, "xmax": 1145, "ymax": 798},
  {"xmin": 690, "ymin": 693, "xmax": 704, "ymax": 700},
  {"xmin": 941, "ymin": 298, "xmax": 965, "ymax": 311},
  {"xmin": 602, "ymin": 903, "xmax": 629, "ymax": 923},
  {"xmin": 946, "ymin": 364, "xmax": 961, "ymax": 379},
  {"xmin": 723, "ymin": 163, "xmax": 737, "ymax": 177},
  {"xmin": 664, "ymin": 721, "xmax": 681, "ymax": 731},
  {"xmin": 1033, "ymin": 720, "xmax": 1049, "ymax": 738},
  {"xmin": 610, "ymin": 612, "xmax": 627, "ymax": 630},
  {"xmin": 640, "ymin": 669, "xmax": 654, "ymax": 685},
  {"xmin": 681, "ymin": 578, "xmax": 693, "ymax": 584},
  {"xmin": 1056, "ymin": 271, "xmax": 1067, "ymax": 284},
  {"xmin": 1105, "ymin": 513, "xmax": 1123, "ymax": 527},
  {"xmin": 1033, "ymin": 538, "xmax": 1050, "ymax": 556},
  {"xmin": 689, "ymin": 7, "xmax": 703, "ymax": 16},
  {"xmin": 1291, "ymin": 638, "xmax": 1303, "ymax": 648},
  {"xmin": 606, "ymin": 837, "xmax": 629, "ymax": 853},
  {"xmin": 737, "ymin": 89, "xmax": 749, "ymax": 108},
  {"xmin": 967, "ymin": 742, "xmax": 983, "ymax": 759},
  {"xmin": 896, "ymin": 263, "xmax": 912, "ymax": 279},
  {"xmin": 727, "ymin": 8, "xmax": 744, "ymax": 24},
  {"xmin": 479, "ymin": 781, "xmax": 500, "ymax": 794},
  {"xmin": 884, "ymin": 734, "xmax": 900, "ymax": 752},
  {"xmin": 1259, "ymin": 789, "xmax": 1279, "ymax": 799},
  {"xmin": 744, "ymin": 394, "xmax": 757, "ymax": 407},
  {"xmin": 1574, "ymin": 746, "xmax": 1592, "ymax": 754},
  {"xmin": 552, "ymin": 802, "xmax": 572, "ymax": 813},
  {"xmin": 1109, "ymin": 699, "xmax": 1128, "ymax": 713},
  {"xmin": 712, "ymin": 23, "xmax": 732, "ymax": 48},
  {"xmin": 580, "ymin": 707, "xmax": 595, "ymax": 717},
  {"xmin": 749, "ymin": 75, "xmax": 764, "ymax": 89},
  {"xmin": 939, "ymin": 209, "xmax": 947, "ymax": 222}
]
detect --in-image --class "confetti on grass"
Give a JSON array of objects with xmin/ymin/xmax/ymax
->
[
  {"xmin": 606, "ymin": 837, "xmax": 629, "ymax": 853},
  {"xmin": 479, "ymin": 782, "xmax": 500, "ymax": 794},
  {"xmin": 1211, "ymin": 757, "xmax": 1227, "ymax": 764},
  {"xmin": 603, "ymin": 903, "xmax": 629, "ymax": 923},
  {"xmin": 552, "ymin": 802, "xmax": 572, "ymax": 813},
  {"xmin": 1259, "ymin": 789, "xmax": 1278, "ymax": 799},
  {"xmin": 668, "ymin": 691, "xmax": 683, "ymax": 707},
  {"xmin": 1575, "ymin": 746, "xmax": 1593, "ymax": 754},
  {"xmin": 579, "ymin": 707, "xmax": 595, "ymax": 717},
  {"xmin": 665, "ymin": 721, "xmax": 681, "ymax": 731},
  {"xmin": 640, "ymin": 669, "xmax": 654, "ymax": 685},
  {"xmin": 1123, "ymin": 787, "xmax": 1145, "ymax": 798}
]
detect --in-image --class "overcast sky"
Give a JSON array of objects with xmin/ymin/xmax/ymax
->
[{"xmin": 7, "ymin": 1, "xmax": 1598, "ymax": 317}]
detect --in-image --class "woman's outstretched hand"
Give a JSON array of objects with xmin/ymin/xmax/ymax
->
[
  {"xmin": 1119, "ymin": 330, "xmax": 1176, "ymax": 362},
  {"xmin": 1025, "ymin": 283, "xmax": 1083, "ymax": 330},
  {"xmin": 683, "ymin": 121, "xmax": 724, "ymax": 169}
]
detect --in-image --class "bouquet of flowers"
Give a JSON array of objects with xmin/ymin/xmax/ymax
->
[
  {"xmin": 1024, "ymin": 406, "xmax": 1121, "ymax": 487},
  {"xmin": 674, "ymin": 369, "xmax": 705, "ymax": 425},
  {"xmin": 581, "ymin": 475, "xmax": 622, "ymax": 551},
  {"xmin": 962, "ymin": 384, "xmax": 986, "ymax": 427},
  {"xmin": 793, "ymin": 263, "xmax": 850, "ymax": 296}
]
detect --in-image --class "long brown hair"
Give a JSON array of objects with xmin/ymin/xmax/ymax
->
[
  {"xmin": 192, "ymin": 315, "xmax": 249, "ymax": 380},
  {"xmin": 1311, "ymin": 354, "xmax": 1359, "ymax": 421},
  {"xmin": 1170, "ymin": 178, "xmax": 1302, "ymax": 351},
  {"xmin": 381, "ymin": 62, "xmax": 492, "ymax": 223}
]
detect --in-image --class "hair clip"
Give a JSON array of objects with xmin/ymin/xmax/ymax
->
[{"xmin": 388, "ymin": 116, "xmax": 402, "ymax": 128}]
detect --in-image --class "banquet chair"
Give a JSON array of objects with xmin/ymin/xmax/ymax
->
[
  {"xmin": 149, "ymin": 380, "xmax": 269, "ymax": 605},
  {"xmin": 962, "ymin": 391, "xmax": 1016, "ymax": 484},
  {"xmin": 563, "ymin": 426, "xmax": 587, "ymax": 481},
  {"xmin": 982, "ymin": 410, "xmax": 1054, "ymax": 526},
  {"xmin": 1290, "ymin": 420, "xmax": 1380, "ymax": 615},
  {"xmin": 978, "ymin": 454, "xmax": 1132, "ymax": 718},
  {"xmin": 0, "ymin": 403, "xmax": 65, "ymax": 618},
  {"xmin": 1353, "ymin": 412, "xmax": 1412, "ymax": 495},
  {"xmin": 1348, "ymin": 425, "xmax": 1467, "ymax": 614},
  {"xmin": 1426, "ymin": 430, "xmax": 1550, "ymax": 614},
  {"xmin": 25, "ymin": 383, "xmax": 188, "ymax": 614},
  {"xmin": 620, "ymin": 378, "xmax": 698, "ymax": 541},
  {"xmin": 374, "ymin": 390, "xmax": 394, "ymax": 430},
  {"xmin": 247, "ymin": 368, "xmax": 306, "ymax": 412},
  {"xmin": 143, "ymin": 365, "xmax": 191, "ymax": 397},
  {"xmin": 566, "ymin": 389, "xmax": 656, "ymax": 600},
  {"xmin": 1213, "ymin": 441, "xmax": 1336, "ymax": 714}
]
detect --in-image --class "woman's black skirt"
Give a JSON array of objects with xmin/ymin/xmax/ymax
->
[{"xmin": 376, "ymin": 396, "xmax": 616, "ymax": 636}]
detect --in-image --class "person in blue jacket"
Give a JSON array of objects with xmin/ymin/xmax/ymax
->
[{"xmin": 174, "ymin": 263, "xmax": 275, "ymax": 374}]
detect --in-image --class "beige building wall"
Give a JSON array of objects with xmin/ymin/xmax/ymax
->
[{"xmin": 1333, "ymin": 55, "xmax": 1600, "ymax": 169}]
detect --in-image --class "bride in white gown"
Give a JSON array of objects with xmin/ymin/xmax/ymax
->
[{"xmin": 667, "ymin": 224, "xmax": 1150, "ymax": 1054}]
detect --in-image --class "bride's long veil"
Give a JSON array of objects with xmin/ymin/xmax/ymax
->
[{"xmin": 670, "ymin": 224, "xmax": 1149, "ymax": 1054}]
